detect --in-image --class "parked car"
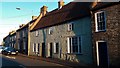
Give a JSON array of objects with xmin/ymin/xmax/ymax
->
[
  {"xmin": 2, "ymin": 47, "xmax": 18, "ymax": 55},
  {"xmin": 0, "ymin": 46, "xmax": 5, "ymax": 53}
]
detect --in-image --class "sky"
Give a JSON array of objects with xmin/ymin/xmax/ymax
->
[
  {"xmin": 0, "ymin": 0, "xmax": 119, "ymax": 44},
  {"xmin": 0, "ymin": 0, "xmax": 72, "ymax": 44}
]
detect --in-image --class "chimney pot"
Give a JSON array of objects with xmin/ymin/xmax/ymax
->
[
  {"xmin": 58, "ymin": 0, "xmax": 64, "ymax": 9},
  {"xmin": 40, "ymin": 5, "xmax": 48, "ymax": 16},
  {"xmin": 32, "ymin": 16, "xmax": 37, "ymax": 20},
  {"xmin": 19, "ymin": 24, "xmax": 25, "ymax": 28}
]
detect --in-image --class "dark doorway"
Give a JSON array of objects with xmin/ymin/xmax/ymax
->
[
  {"xmin": 37, "ymin": 43, "xmax": 40, "ymax": 55},
  {"xmin": 97, "ymin": 41, "xmax": 108, "ymax": 67},
  {"xmin": 49, "ymin": 43, "xmax": 53, "ymax": 58},
  {"xmin": 42, "ymin": 43, "xmax": 45, "ymax": 57}
]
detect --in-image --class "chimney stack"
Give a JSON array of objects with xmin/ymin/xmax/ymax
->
[
  {"xmin": 40, "ymin": 5, "xmax": 48, "ymax": 16},
  {"xmin": 19, "ymin": 24, "xmax": 25, "ymax": 28},
  {"xmin": 58, "ymin": 0, "xmax": 64, "ymax": 9},
  {"xmin": 92, "ymin": 0, "xmax": 101, "ymax": 8},
  {"xmin": 32, "ymin": 16, "xmax": 37, "ymax": 20}
]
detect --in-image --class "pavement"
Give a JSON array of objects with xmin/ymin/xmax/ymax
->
[{"xmin": 18, "ymin": 53, "xmax": 88, "ymax": 68}]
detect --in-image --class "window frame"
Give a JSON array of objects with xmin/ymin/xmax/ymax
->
[
  {"xmin": 33, "ymin": 43, "xmax": 36, "ymax": 52},
  {"xmin": 36, "ymin": 43, "xmax": 38, "ymax": 53},
  {"xmin": 48, "ymin": 27, "xmax": 53, "ymax": 35},
  {"xmin": 54, "ymin": 42, "xmax": 59, "ymax": 54},
  {"xmin": 96, "ymin": 41, "xmax": 108, "ymax": 66},
  {"xmin": 23, "ymin": 42, "xmax": 26, "ymax": 50},
  {"xmin": 68, "ymin": 23, "xmax": 74, "ymax": 31},
  {"xmin": 35, "ymin": 30, "xmax": 39, "ymax": 37},
  {"xmin": 67, "ymin": 36, "xmax": 82, "ymax": 54},
  {"xmin": 18, "ymin": 43, "xmax": 20, "ymax": 50},
  {"xmin": 95, "ymin": 11, "xmax": 106, "ymax": 32},
  {"xmin": 22, "ymin": 30, "xmax": 26, "ymax": 37}
]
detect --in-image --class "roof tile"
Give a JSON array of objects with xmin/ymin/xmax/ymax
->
[{"xmin": 32, "ymin": 2, "xmax": 91, "ymax": 31}]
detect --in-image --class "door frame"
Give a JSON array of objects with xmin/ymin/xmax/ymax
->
[
  {"xmin": 47, "ymin": 42, "xmax": 53, "ymax": 58},
  {"xmin": 96, "ymin": 41, "xmax": 109, "ymax": 67}
]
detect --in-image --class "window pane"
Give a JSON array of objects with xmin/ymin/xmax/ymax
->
[
  {"xmin": 38, "ymin": 43, "xmax": 40, "ymax": 52},
  {"xmin": 101, "ymin": 12, "xmax": 105, "ymax": 22},
  {"xmin": 98, "ymin": 22, "xmax": 100, "ymax": 30},
  {"xmin": 96, "ymin": 12, "xmax": 106, "ymax": 31},
  {"xmin": 73, "ymin": 46, "xmax": 78, "ymax": 53},
  {"xmin": 100, "ymin": 13, "xmax": 102, "ymax": 22},
  {"xmin": 73, "ymin": 46, "xmax": 75, "ymax": 52},
  {"xmin": 33, "ymin": 44, "xmax": 34, "ymax": 52},
  {"xmin": 68, "ymin": 37, "xmax": 81, "ymax": 54},
  {"xmin": 34, "ymin": 43, "xmax": 36, "ymax": 52},
  {"xmin": 67, "ymin": 38, "xmax": 70, "ymax": 53},
  {"xmin": 102, "ymin": 12, "xmax": 105, "ymax": 30},
  {"xmin": 103, "ymin": 21, "xmax": 105, "ymax": 30},
  {"xmin": 70, "ymin": 38, "xmax": 72, "ymax": 53},
  {"xmin": 78, "ymin": 37, "xmax": 81, "ymax": 53},
  {"xmin": 72, "ymin": 37, "xmax": 78, "ymax": 53},
  {"xmin": 54, "ymin": 43, "xmax": 56, "ymax": 53},
  {"xmin": 100, "ymin": 21, "xmax": 103, "ymax": 30},
  {"xmin": 97, "ymin": 13, "xmax": 100, "ymax": 22},
  {"xmin": 74, "ymin": 37, "xmax": 77, "ymax": 45},
  {"xmin": 68, "ymin": 23, "xmax": 73, "ymax": 31}
]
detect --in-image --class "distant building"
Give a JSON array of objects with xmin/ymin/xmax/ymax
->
[
  {"xmin": 16, "ymin": 18, "xmax": 37, "ymax": 55},
  {"xmin": 16, "ymin": 24, "xmax": 28, "ymax": 54},
  {"xmin": 3, "ymin": 35, "xmax": 10, "ymax": 47},
  {"xmin": 28, "ymin": 5, "xmax": 48, "ymax": 56},
  {"xmin": 9, "ymin": 30, "xmax": 16, "ymax": 48},
  {"xmin": 3, "ymin": 30, "xmax": 16, "ymax": 48}
]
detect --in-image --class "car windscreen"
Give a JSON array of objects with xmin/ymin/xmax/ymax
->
[{"xmin": 5, "ymin": 47, "xmax": 16, "ymax": 51}]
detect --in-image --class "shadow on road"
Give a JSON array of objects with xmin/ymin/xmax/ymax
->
[{"xmin": 1, "ymin": 55, "xmax": 25, "ymax": 68}]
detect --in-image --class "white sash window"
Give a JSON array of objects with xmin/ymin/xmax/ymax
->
[
  {"xmin": 67, "ymin": 37, "xmax": 81, "ymax": 54},
  {"xmin": 68, "ymin": 23, "xmax": 74, "ymax": 31},
  {"xmin": 54, "ymin": 42, "xmax": 59, "ymax": 53},
  {"xmin": 35, "ymin": 31, "xmax": 39, "ymax": 37},
  {"xmin": 95, "ymin": 11, "xmax": 106, "ymax": 32},
  {"xmin": 33, "ymin": 43, "xmax": 36, "ymax": 52}
]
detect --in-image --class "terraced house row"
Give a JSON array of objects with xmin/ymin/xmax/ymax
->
[{"xmin": 3, "ymin": 1, "xmax": 120, "ymax": 67}]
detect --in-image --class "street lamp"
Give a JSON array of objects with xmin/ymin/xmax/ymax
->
[{"xmin": 16, "ymin": 7, "xmax": 21, "ymax": 10}]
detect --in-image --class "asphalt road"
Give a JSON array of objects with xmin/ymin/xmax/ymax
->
[
  {"xmin": 0, "ymin": 54, "xmax": 68, "ymax": 68},
  {"xmin": 0, "ymin": 54, "xmax": 24, "ymax": 68}
]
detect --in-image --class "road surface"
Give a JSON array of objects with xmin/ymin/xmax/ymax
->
[{"xmin": 0, "ymin": 54, "xmax": 68, "ymax": 68}]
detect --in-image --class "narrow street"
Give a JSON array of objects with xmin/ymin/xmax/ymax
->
[{"xmin": 0, "ymin": 54, "xmax": 69, "ymax": 68}]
